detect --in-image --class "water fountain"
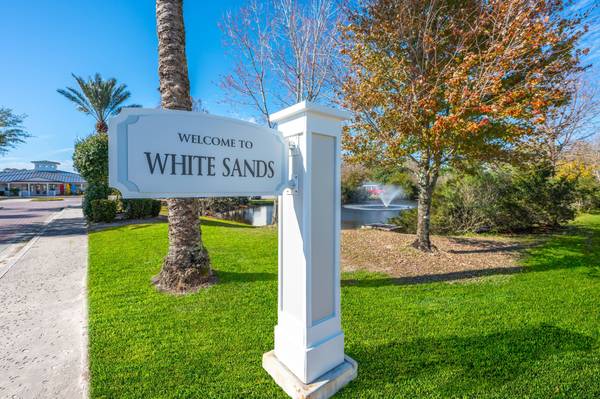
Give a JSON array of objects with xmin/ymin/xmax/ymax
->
[
  {"xmin": 341, "ymin": 184, "xmax": 416, "ymax": 228},
  {"xmin": 379, "ymin": 185, "xmax": 403, "ymax": 207}
]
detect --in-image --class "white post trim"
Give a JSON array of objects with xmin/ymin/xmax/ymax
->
[{"xmin": 265, "ymin": 101, "xmax": 354, "ymax": 387}]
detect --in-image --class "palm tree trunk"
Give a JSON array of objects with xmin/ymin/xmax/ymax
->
[
  {"xmin": 154, "ymin": 0, "xmax": 212, "ymax": 293},
  {"xmin": 96, "ymin": 120, "xmax": 108, "ymax": 134}
]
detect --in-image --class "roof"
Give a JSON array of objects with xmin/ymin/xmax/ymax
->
[
  {"xmin": 31, "ymin": 160, "xmax": 60, "ymax": 165},
  {"xmin": 0, "ymin": 169, "xmax": 86, "ymax": 184}
]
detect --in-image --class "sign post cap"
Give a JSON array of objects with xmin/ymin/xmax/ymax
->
[{"xmin": 269, "ymin": 101, "xmax": 351, "ymax": 124}]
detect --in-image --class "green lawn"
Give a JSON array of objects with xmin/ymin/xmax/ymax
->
[
  {"xmin": 88, "ymin": 215, "xmax": 600, "ymax": 398},
  {"xmin": 30, "ymin": 197, "xmax": 64, "ymax": 202},
  {"xmin": 249, "ymin": 198, "xmax": 275, "ymax": 206}
]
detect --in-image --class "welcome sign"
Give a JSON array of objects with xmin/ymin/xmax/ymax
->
[
  {"xmin": 108, "ymin": 102, "xmax": 357, "ymax": 396},
  {"xmin": 108, "ymin": 108, "xmax": 288, "ymax": 198}
]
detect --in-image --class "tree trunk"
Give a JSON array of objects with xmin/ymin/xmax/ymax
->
[
  {"xmin": 271, "ymin": 198, "xmax": 278, "ymax": 225},
  {"xmin": 413, "ymin": 171, "xmax": 436, "ymax": 252},
  {"xmin": 154, "ymin": 0, "xmax": 213, "ymax": 293},
  {"xmin": 96, "ymin": 120, "xmax": 108, "ymax": 134}
]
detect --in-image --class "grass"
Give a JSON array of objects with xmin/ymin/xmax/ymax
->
[
  {"xmin": 88, "ymin": 215, "xmax": 600, "ymax": 398},
  {"xmin": 249, "ymin": 198, "xmax": 275, "ymax": 206},
  {"xmin": 30, "ymin": 197, "xmax": 64, "ymax": 202}
]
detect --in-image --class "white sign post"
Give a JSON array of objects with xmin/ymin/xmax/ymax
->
[
  {"xmin": 262, "ymin": 102, "xmax": 357, "ymax": 398},
  {"xmin": 108, "ymin": 102, "xmax": 357, "ymax": 399}
]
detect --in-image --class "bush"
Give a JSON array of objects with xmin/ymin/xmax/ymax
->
[
  {"xmin": 388, "ymin": 208, "xmax": 418, "ymax": 233},
  {"xmin": 121, "ymin": 199, "xmax": 162, "ymax": 219},
  {"xmin": 198, "ymin": 197, "xmax": 249, "ymax": 215},
  {"xmin": 433, "ymin": 171, "xmax": 502, "ymax": 234},
  {"xmin": 341, "ymin": 163, "xmax": 370, "ymax": 204},
  {"xmin": 73, "ymin": 132, "xmax": 108, "ymax": 185},
  {"xmin": 389, "ymin": 163, "xmax": 583, "ymax": 234},
  {"xmin": 575, "ymin": 176, "xmax": 600, "ymax": 212},
  {"xmin": 151, "ymin": 200, "xmax": 162, "ymax": 217},
  {"xmin": 90, "ymin": 199, "xmax": 117, "ymax": 223},
  {"xmin": 561, "ymin": 164, "xmax": 600, "ymax": 212},
  {"xmin": 83, "ymin": 183, "xmax": 110, "ymax": 220},
  {"xmin": 490, "ymin": 165, "xmax": 576, "ymax": 230}
]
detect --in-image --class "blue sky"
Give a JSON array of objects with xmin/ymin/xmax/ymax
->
[
  {"xmin": 0, "ymin": 0, "xmax": 248, "ymax": 172},
  {"xmin": 1, "ymin": 1, "xmax": 598, "ymax": 172}
]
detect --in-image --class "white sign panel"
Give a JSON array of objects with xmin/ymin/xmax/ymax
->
[{"xmin": 108, "ymin": 108, "xmax": 288, "ymax": 198}]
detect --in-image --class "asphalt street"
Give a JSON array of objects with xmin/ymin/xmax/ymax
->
[{"xmin": 0, "ymin": 197, "xmax": 82, "ymax": 256}]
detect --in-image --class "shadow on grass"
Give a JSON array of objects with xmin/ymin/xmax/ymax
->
[
  {"xmin": 446, "ymin": 236, "xmax": 535, "ymax": 255},
  {"xmin": 200, "ymin": 218, "xmax": 255, "ymax": 229},
  {"xmin": 89, "ymin": 216, "xmax": 256, "ymax": 233},
  {"xmin": 214, "ymin": 270, "xmax": 277, "ymax": 283},
  {"xmin": 345, "ymin": 324, "xmax": 595, "ymax": 395},
  {"xmin": 342, "ymin": 266, "xmax": 523, "ymax": 287},
  {"xmin": 521, "ymin": 224, "xmax": 600, "ymax": 274}
]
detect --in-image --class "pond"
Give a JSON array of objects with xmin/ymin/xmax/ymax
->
[
  {"xmin": 218, "ymin": 205, "xmax": 275, "ymax": 226},
  {"xmin": 217, "ymin": 200, "xmax": 416, "ymax": 228},
  {"xmin": 341, "ymin": 200, "xmax": 416, "ymax": 229}
]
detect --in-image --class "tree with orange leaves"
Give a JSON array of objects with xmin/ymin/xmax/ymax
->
[{"xmin": 341, "ymin": 0, "xmax": 589, "ymax": 251}]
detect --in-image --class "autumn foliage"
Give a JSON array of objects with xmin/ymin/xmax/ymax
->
[{"xmin": 341, "ymin": 0, "xmax": 588, "ymax": 250}]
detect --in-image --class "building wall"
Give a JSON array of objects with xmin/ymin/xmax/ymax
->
[{"xmin": 1, "ymin": 182, "xmax": 85, "ymax": 196}]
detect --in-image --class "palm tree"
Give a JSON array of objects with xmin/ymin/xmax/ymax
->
[
  {"xmin": 154, "ymin": 0, "xmax": 213, "ymax": 293},
  {"xmin": 57, "ymin": 73, "xmax": 135, "ymax": 133}
]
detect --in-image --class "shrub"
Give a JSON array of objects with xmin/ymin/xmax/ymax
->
[
  {"xmin": 121, "ymin": 199, "xmax": 162, "ymax": 219},
  {"xmin": 389, "ymin": 163, "xmax": 582, "ymax": 234},
  {"xmin": 90, "ymin": 199, "xmax": 117, "ymax": 223},
  {"xmin": 433, "ymin": 171, "xmax": 501, "ymax": 234},
  {"xmin": 502, "ymin": 165, "xmax": 576, "ymax": 230},
  {"xmin": 558, "ymin": 162, "xmax": 600, "ymax": 212},
  {"xmin": 198, "ymin": 197, "xmax": 249, "ymax": 215},
  {"xmin": 341, "ymin": 163, "xmax": 370, "ymax": 204},
  {"xmin": 151, "ymin": 200, "xmax": 162, "ymax": 217},
  {"xmin": 388, "ymin": 208, "xmax": 418, "ymax": 233},
  {"xmin": 83, "ymin": 183, "xmax": 110, "ymax": 220},
  {"xmin": 574, "ymin": 176, "xmax": 600, "ymax": 212},
  {"xmin": 73, "ymin": 132, "xmax": 108, "ymax": 185}
]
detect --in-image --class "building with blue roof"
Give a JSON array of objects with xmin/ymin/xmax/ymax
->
[{"xmin": 0, "ymin": 161, "xmax": 86, "ymax": 197}]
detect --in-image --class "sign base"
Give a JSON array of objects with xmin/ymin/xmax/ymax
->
[{"xmin": 262, "ymin": 351, "xmax": 357, "ymax": 399}]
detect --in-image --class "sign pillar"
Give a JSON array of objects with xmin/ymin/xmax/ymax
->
[{"xmin": 263, "ymin": 101, "xmax": 357, "ymax": 399}]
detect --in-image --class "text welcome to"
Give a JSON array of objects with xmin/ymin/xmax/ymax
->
[{"xmin": 143, "ymin": 132, "xmax": 276, "ymax": 178}]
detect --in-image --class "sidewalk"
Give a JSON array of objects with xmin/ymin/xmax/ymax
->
[{"xmin": 0, "ymin": 207, "xmax": 88, "ymax": 398}]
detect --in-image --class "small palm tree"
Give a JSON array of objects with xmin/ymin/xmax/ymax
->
[{"xmin": 58, "ymin": 73, "xmax": 136, "ymax": 133}]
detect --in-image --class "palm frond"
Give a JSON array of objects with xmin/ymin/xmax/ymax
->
[{"xmin": 58, "ymin": 73, "xmax": 136, "ymax": 131}]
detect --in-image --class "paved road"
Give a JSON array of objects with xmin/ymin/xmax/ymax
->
[
  {"xmin": 0, "ymin": 206, "xmax": 88, "ymax": 398},
  {"xmin": 0, "ymin": 197, "xmax": 82, "ymax": 255}
]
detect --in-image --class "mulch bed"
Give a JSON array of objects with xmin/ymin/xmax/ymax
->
[{"xmin": 341, "ymin": 229, "xmax": 537, "ymax": 284}]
